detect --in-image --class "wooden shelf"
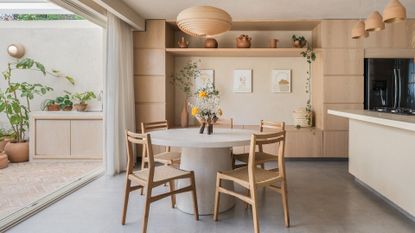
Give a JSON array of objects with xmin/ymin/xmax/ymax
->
[{"xmin": 165, "ymin": 48, "xmax": 307, "ymax": 57}]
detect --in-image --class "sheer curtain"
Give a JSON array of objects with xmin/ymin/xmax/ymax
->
[{"xmin": 105, "ymin": 13, "xmax": 136, "ymax": 175}]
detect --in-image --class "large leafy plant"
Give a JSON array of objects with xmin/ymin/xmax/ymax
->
[{"xmin": 0, "ymin": 58, "xmax": 75, "ymax": 142}]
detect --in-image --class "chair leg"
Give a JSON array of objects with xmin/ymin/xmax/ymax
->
[
  {"xmin": 281, "ymin": 180, "xmax": 290, "ymax": 227},
  {"xmin": 140, "ymin": 160, "xmax": 146, "ymax": 196},
  {"xmin": 190, "ymin": 172, "xmax": 199, "ymax": 220},
  {"xmin": 121, "ymin": 179, "xmax": 131, "ymax": 225},
  {"xmin": 169, "ymin": 180, "xmax": 176, "ymax": 208},
  {"xmin": 260, "ymin": 163, "xmax": 265, "ymax": 169},
  {"xmin": 245, "ymin": 189, "xmax": 250, "ymax": 210},
  {"xmin": 141, "ymin": 187, "xmax": 152, "ymax": 233},
  {"xmin": 213, "ymin": 175, "xmax": 222, "ymax": 221},
  {"xmin": 251, "ymin": 189, "xmax": 260, "ymax": 233}
]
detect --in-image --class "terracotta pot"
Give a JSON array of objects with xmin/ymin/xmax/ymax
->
[
  {"xmin": 204, "ymin": 38, "xmax": 218, "ymax": 48},
  {"xmin": 63, "ymin": 105, "xmax": 73, "ymax": 111},
  {"xmin": 236, "ymin": 34, "xmax": 251, "ymax": 48},
  {"xmin": 178, "ymin": 36, "xmax": 189, "ymax": 48},
  {"xmin": 180, "ymin": 99, "xmax": 189, "ymax": 128},
  {"xmin": 270, "ymin": 39, "xmax": 279, "ymax": 48},
  {"xmin": 5, "ymin": 141, "xmax": 29, "ymax": 163},
  {"xmin": 74, "ymin": 103, "xmax": 88, "ymax": 112},
  {"xmin": 0, "ymin": 138, "xmax": 10, "ymax": 151},
  {"xmin": 292, "ymin": 40, "xmax": 306, "ymax": 48},
  {"xmin": 47, "ymin": 104, "xmax": 60, "ymax": 111},
  {"xmin": 0, "ymin": 152, "xmax": 8, "ymax": 169}
]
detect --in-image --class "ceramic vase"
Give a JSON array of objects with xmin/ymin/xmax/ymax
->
[{"xmin": 180, "ymin": 99, "xmax": 189, "ymax": 128}]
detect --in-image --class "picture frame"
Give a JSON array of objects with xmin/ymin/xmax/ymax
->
[
  {"xmin": 195, "ymin": 69, "xmax": 215, "ymax": 90},
  {"xmin": 271, "ymin": 69, "xmax": 291, "ymax": 93},
  {"xmin": 233, "ymin": 69, "xmax": 252, "ymax": 93}
]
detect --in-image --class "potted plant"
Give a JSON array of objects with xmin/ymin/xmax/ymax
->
[
  {"xmin": 171, "ymin": 60, "xmax": 200, "ymax": 127},
  {"xmin": 56, "ymin": 94, "xmax": 73, "ymax": 111},
  {"xmin": 291, "ymin": 35, "xmax": 307, "ymax": 48},
  {"xmin": 0, "ymin": 58, "xmax": 74, "ymax": 162},
  {"xmin": 70, "ymin": 91, "xmax": 96, "ymax": 112},
  {"xmin": 0, "ymin": 128, "xmax": 15, "ymax": 152},
  {"xmin": 42, "ymin": 99, "xmax": 60, "ymax": 111}
]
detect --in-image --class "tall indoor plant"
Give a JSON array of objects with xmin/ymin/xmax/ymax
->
[
  {"xmin": 171, "ymin": 61, "xmax": 200, "ymax": 127},
  {"xmin": 0, "ymin": 58, "xmax": 74, "ymax": 162}
]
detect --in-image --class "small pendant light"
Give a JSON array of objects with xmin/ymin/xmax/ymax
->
[
  {"xmin": 352, "ymin": 0, "xmax": 369, "ymax": 39},
  {"xmin": 383, "ymin": 0, "xmax": 406, "ymax": 23},
  {"xmin": 365, "ymin": 11, "xmax": 385, "ymax": 32}
]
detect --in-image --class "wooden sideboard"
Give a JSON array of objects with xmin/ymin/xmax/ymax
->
[{"xmin": 29, "ymin": 111, "xmax": 103, "ymax": 160}]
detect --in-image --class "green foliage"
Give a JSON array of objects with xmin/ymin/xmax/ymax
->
[
  {"xmin": 171, "ymin": 61, "xmax": 200, "ymax": 98},
  {"xmin": 0, "ymin": 58, "xmax": 75, "ymax": 142},
  {"xmin": 55, "ymin": 94, "xmax": 73, "ymax": 109},
  {"xmin": 292, "ymin": 34, "xmax": 306, "ymax": 42},
  {"xmin": 69, "ymin": 91, "xmax": 96, "ymax": 104},
  {"xmin": 300, "ymin": 45, "xmax": 317, "ymax": 126},
  {"xmin": 0, "ymin": 128, "xmax": 15, "ymax": 141}
]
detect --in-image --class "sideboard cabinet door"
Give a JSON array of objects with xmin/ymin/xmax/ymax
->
[
  {"xmin": 70, "ymin": 120, "xmax": 103, "ymax": 158},
  {"xmin": 35, "ymin": 120, "xmax": 71, "ymax": 156}
]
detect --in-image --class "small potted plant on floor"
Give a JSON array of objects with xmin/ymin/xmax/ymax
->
[
  {"xmin": 70, "ymin": 91, "xmax": 96, "ymax": 112},
  {"xmin": 291, "ymin": 35, "xmax": 307, "ymax": 48},
  {"xmin": 56, "ymin": 94, "xmax": 73, "ymax": 111}
]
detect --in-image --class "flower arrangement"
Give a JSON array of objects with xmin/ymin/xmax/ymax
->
[{"xmin": 190, "ymin": 81, "xmax": 222, "ymax": 134}]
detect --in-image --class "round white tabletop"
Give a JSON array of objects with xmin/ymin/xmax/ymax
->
[{"xmin": 150, "ymin": 128, "xmax": 254, "ymax": 215}]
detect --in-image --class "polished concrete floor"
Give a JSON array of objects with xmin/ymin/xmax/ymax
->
[{"xmin": 7, "ymin": 161, "xmax": 415, "ymax": 233}]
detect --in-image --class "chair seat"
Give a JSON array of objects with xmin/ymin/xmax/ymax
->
[
  {"xmin": 152, "ymin": 151, "xmax": 181, "ymax": 165},
  {"xmin": 234, "ymin": 152, "xmax": 277, "ymax": 164},
  {"xmin": 131, "ymin": 165, "xmax": 190, "ymax": 184},
  {"xmin": 219, "ymin": 167, "xmax": 281, "ymax": 186}
]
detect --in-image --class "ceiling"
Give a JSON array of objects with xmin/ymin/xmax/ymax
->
[{"xmin": 123, "ymin": 0, "xmax": 415, "ymax": 21}]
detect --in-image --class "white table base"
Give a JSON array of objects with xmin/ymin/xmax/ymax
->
[{"xmin": 177, "ymin": 147, "xmax": 235, "ymax": 215}]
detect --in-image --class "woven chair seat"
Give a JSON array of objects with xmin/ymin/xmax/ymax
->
[
  {"xmin": 219, "ymin": 167, "xmax": 281, "ymax": 185},
  {"xmin": 152, "ymin": 151, "xmax": 181, "ymax": 165},
  {"xmin": 131, "ymin": 165, "xmax": 190, "ymax": 183},
  {"xmin": 234, "ymin": 152, "xmax": 277, "ymax": 164}
]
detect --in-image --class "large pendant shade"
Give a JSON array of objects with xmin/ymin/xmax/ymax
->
[
  {"xmin": 365, "ymin": 11, "xmax": 385, "ymax": 32},
  {"xmin": 383, "ymin": 0, "xmax": 406, "ymax": 23},
  {"xmin": 352, "ymin": 20, "xmax": 369, "ymax": 39},
  {"xmin": 176, "ymin": 6, "xmax": 232, "ymax": 37}
]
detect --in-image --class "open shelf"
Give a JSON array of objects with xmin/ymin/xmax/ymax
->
[{"xmin": 165, "ymin": 48, "xmax": 307, "ymax": 57}]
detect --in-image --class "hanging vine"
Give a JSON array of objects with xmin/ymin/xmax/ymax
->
[{"xmin": 300, "ymin": 44, "xmax": 316, "ymax": 125}]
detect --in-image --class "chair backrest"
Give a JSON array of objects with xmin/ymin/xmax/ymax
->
[
  {"xmin": 141, "ymin": 120, "xmax": 170, "ymax": 157},
  {"xmin": 247, "ymin": 131, "xmax": 286, "ymax": 185},
  {"xmin": 260, "ymin": 120, "xmax": 285, "ymax": 132},
  {"xmin": 215, "ymin": 118, "xmax": 234, "ymax": 129},
  {"xmin": 125, "ymin": 130, "xmax": 155, "ymax": 181}
]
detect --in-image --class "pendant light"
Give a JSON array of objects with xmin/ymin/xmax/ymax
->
[
  {"xmin": 352, "ymin": 0, "xmax": 369, "ymax": 39},
  {"xmin": 365, "ymin": 11, "xmax": 385, "ymax": 32},
  {"xmin": 383, "ymin": 0, "xmax": 406, "ymax": 23}
]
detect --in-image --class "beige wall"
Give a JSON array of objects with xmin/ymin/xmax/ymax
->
[{"xmin": 174, "ymin": 57, "xmax": 308, "ymax": 126}]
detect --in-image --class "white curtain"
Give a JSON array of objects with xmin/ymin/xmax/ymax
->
[{"xmin": 105, "ymin": 13, "xmax": 136, "ymax": 175}]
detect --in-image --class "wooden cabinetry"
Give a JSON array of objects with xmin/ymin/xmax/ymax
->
[{"xmin": 29, "ymin": 112, "xmax": 103, "ymax": 160}]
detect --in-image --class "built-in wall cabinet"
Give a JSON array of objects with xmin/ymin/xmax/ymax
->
[{"xmin": 133, "ymin": 19, "xmax": 415, "ymax": 158}]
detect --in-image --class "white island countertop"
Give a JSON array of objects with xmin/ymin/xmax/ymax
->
[{"xmin": 328, "ymin": 109, "xmax": 415, "ymax": 132}]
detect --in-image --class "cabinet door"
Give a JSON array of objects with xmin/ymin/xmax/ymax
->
[
  {"xmin": 70, "ymin": 120, "xmax": 103, "ymax": 158},
  {"xmin": 35, "ymin": 120, "xmax": 71, "ymax": 156}
]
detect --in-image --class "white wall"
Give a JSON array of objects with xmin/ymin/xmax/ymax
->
[{"xmin": 0, "ymin": 20, "xmax": 104, "ymax": 128}]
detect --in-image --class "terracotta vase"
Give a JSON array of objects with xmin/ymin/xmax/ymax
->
[
  {"xmin": 178, "ymin": 36, "xmax": 189, "ymax": 48},
  {"xmin": 74, "ymin": 103, "xmax": 88, "ymax": 112},
  {"xmin": 63, "ymin": 105, "xmax": 73, "ymax": 111},
  {"xmin": 5, "ymin": 141, "xmax": 29, "ymax": 163},
  {"xmin": 204, "ymin": 38, "xmax": 218, "ymax": 48},
  {"xmin": 180, "ymin": 99, "xmax": 189, "ymax": 128},
  {"xmin": 0, "ymin": 138, "xmax": 10, "ymax": 151},
  {"xmin": 292, "ymin": 40, "xmax": 306, "ymax": 48},
  {"xmin": 0, "ymin": 152, "xmax": 8, "ymax": 169},
  {"xmin": 47, "ymin": 104, "xmax": 60, "ymax": 111},
  {"xmin": 270, "ymin": 39, "xmax": 279, "ymax": 48},
  {"xmin": 236, "ymin": 34, "xmax": 251, "ymax": 48}
]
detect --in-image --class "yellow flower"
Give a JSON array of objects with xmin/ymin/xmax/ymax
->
[
  {"xmin": 198, "ymin": 90, "xmax": 208, "ymax": 98},
  {"xmin": 191, "ymin": 107, "xmax": 199, "ymax": 116}
]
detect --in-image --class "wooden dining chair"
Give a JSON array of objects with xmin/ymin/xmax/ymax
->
[
  {"xmin": 214, "ymin": 117, "xmax": 234, "ymax": 128},
  {"xmin": 213, "ymin": 131, "xmax": 290, "ymax": 233},
  {"xmin": 141, "ymin": 120, "xmax": 181, "ymax": 169},
  {"xmin": 122, "ymin": 130, "xmax": 199, "ymax": 233},
  {"xmin": 232, "ymin": 120, "xmax": 285, "ymax": 169}
]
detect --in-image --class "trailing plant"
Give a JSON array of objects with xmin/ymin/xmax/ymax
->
[
  {"xmin": 300, "ymin": 44, "xmax": 316, "ymax": 126},
  {"xmin": 171, "ymin": 60, "xmax": 200, "ymax": 98},
  {"xmin": 69, "ymin": 91, "xmax": 96, "ymax": 104},
  {"xmin": 291, "ymin": 34, "xmax": 306, "ymax": 43},
  {"xmin": 0, "ymin": 58, "xmax": 75, "ymax": 142}
]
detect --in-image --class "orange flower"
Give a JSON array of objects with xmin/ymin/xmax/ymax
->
[
  {"xmin": 191, "ymin": 107, "xmax": 199, "ymax": 116},
  {"xmin": 198, "ymin": 90, "xmax": 208, "ymax": 98}
]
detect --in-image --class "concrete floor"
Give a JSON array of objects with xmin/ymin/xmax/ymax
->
[{"xmin": 7, "ymin": 161, "xmax": 415, "ymax": 233}]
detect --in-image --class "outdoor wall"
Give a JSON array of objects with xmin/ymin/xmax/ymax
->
[
  {"xmin": 0, "ymin": 20, "xmax": 104, "ymax": 128},
  {"xmin": 174, "ymin": 57, "xmax": 308, "ymax": 126}
]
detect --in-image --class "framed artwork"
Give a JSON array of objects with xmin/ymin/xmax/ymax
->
[
  {"xmin": 233, "ymin": 69, "xmax": 252, "ymax": 93},
  {"xmin": 195, "ymin": 69, "xmax": 215, "ymax": 89},
  {"xmin": 271, "ymin": 69, "xmax": 291, "ymax": 93}
]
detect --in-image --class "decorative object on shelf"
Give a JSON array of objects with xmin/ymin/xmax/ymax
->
[
  {"xmin": 204, "ymin": 38, "xmax": 218, "ymax": 48},
  {"xmin": 0, "ymin": 151, "xmax": 8, "ymax": 169},
  {"xmin": 291, "ymin": 35, "xmax": 307, "ymax": 48},
  {"xmin": 365, "ymin": 11, "xmax": 385, "ymax": 32},
  {"xmin": 196, "ymin": 69, "xmax": 214, "ymax": 90},
  {"xmin": 233, "ymin": 69, "xmax": 252, "ymax": 93},
  {"xmin": 42, "ymin": 99, "xmax": 60, "ymax": 111},
  {"xmin": 176, "ymin": 6, "xmax": 232, "ymax": 37},
  {"xmin": 236, "ymin": 34, "xmax": 252, "ymax": 48},
  {"xmin": 7, "ymin": 43, "xmax": 25, "ymax": 58},
  {"xmin": 171, "ymin": 61, "xmax": 200, "ymax": 127},
  {"xmin": 299, "ymin": 44, "xmax": 316, "ymax": 127},
  {"xmin": 56, "ymin": 94, "xmax": 73, "ymax": 111},
  {"xmin": 178, "ymin": 36, "xmax": 190, "ymax": 48},
  {"xmin": 272, "ymin": 70, "xmax": 291, "ymax": 93},
  {"xmin": 190, "ymin": 81, "xmax": 222, "ymax": 135},
  {"xmin": 0, "ymin": 58, "xmax": 74, "ymax": 162},
  {"xmin": 293, "ymin": 107, "xmax": 313, "ymax": 128},
  {"xmin": 383, "ymin": 0, "xmax": 406, "ymax": 23},
  {"xmin": 352, "ymin": 20, "xmax": 369, "ymax": 39},
  {"xmin": 69, "ymin": 91, "xmax": 96, "ymax": 112},
  {"xmin": 270, "ymin": 39, "xmax": 279, "ymax": 48}
]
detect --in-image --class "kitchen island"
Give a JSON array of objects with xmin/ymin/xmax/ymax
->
[{"xmin": 328, "ymin": 109, "xmax": 415, "ymax": 220}]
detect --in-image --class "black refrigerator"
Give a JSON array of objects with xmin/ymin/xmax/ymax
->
[{"xmin": 364, "ymin": 58, "xmax": 415, "ymax": 114}]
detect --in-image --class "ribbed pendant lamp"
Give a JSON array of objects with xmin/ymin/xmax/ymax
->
[
  {"xmin": 383, "ymin": 0, "xmax": 407, "ymax": 23},
  {"xmin": 365, "ymin": 11, "xmax": 385, "ymax": 32},
  {"xmin": 352, "ymin": 20, "xmax": 369, "ymax": 39}
]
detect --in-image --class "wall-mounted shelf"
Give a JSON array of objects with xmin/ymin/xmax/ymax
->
[{"xmin": 165, "ymin": 48, "xmax": 307, "ymax": 57}]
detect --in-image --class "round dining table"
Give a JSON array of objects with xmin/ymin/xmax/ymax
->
[{"xmin": 150, "ymin": 127, "xmax": 253, "ymax": 215}]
